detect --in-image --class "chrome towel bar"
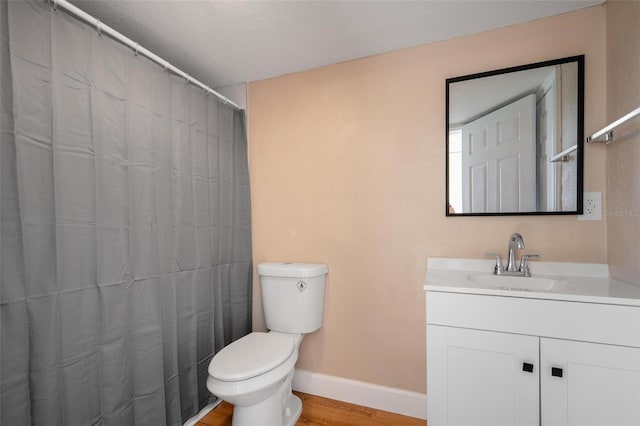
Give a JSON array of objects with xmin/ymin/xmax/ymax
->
[
  {"xmin": 587, "ymin": 106, "xmax": 640, "ymax": 143},
  {"xmin": 549, "ymin": 144, "xmax": 577, "ymax": 163}
]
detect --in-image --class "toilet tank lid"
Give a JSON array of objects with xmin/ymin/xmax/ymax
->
[{"xmin": 258, "ymin": 262, "xmax": 328, "ymax": 278}]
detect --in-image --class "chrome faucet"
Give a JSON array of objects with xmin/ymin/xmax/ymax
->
[
  {"xmin": 487, "ymin": 233, "xmax": 539, "ymax": 277},
  {"xmin": 506, "ymin": 233, "xmax": 525, "ymax": 272}
]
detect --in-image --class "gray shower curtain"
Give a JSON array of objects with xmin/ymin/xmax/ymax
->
[{"xmin": 0, "ymin": 1, "xmax": 252, "ymax": 424}]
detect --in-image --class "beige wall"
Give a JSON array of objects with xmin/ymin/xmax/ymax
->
[
  {"xmin": 247, "ymin": 6, "xmax": 607, "ymax": 394},
  {"xmin": 606, "ymin": 0, "xmax": 640, "ymax": 284}
]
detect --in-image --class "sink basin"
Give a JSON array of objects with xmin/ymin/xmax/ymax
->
[
  {"xmin": 468, "ymin": 274, "xmax": 570, "ymax": 292},
  {"xmin": 425, "ymin": 258, "xmax": 640, "ymax": 305}
]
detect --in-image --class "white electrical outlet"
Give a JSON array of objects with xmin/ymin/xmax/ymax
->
[{"xmin": 579, "ymin": 192, "xmax": 602, "ymax": 221}]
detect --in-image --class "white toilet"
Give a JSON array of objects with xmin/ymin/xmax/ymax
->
[{"xmin": 207, "ymin": 262, "xmax": 328, "ymax": 426}]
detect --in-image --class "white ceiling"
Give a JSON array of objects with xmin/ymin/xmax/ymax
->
[{"xmin": 70, "ymin": 0, "xmax": 603, "ymax": 90}]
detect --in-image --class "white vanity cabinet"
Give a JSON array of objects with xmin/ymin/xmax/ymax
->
[
  {"xmin": 540, "ymin": 338, "xmax": 640, "ymax": 426},
  {"xmin": 425, "ymin": 258, "xmax": 640, "ymax": 426},
  {"xmin": 428, "ymin": 325, "xmax": 540, "ymax": 426}
]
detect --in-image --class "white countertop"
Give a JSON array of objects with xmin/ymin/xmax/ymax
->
[{"xmin": 424, "ymin": 258, "xmax": 640, "ymax": 307}]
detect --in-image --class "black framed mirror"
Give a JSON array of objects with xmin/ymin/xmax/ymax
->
[{"xmin": 446, "ymin": 55, "xmax": 584, "ymax": 216}]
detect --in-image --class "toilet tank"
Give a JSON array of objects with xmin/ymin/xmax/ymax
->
[{"xmin": 258, "ymin": 262, "xmax": 328, "ymax": 334}]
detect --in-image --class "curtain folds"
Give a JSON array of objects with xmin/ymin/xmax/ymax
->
[{"xmin": 0, "ymin": 1, "xmax": 253, "ymax": 425}]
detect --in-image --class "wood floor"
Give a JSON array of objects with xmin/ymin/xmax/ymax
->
[{"xmin": 196, "ymin": 391, "xmax": 425, "ymax": 426}]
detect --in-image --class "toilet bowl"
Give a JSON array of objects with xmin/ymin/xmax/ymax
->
[
  {"xmin": 207, "ymin": 332, "xmax": 303, "ymax": 426},
  {"xmin": 206, "ymin": 262, "xmax": 328, "ymax": 426}
]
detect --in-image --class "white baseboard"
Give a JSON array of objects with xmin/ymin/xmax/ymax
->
[
  {"xmin": 292, "ymin": 369, "xmax": 427, "ymax": 420},
  {"xmin": 183, "ymin": 399, "xmax": 223, "ymax": 426}
]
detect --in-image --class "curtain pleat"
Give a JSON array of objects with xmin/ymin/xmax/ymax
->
[{"xmin": 0, "ymin": 1, "xmax": 252, "ymax": 425}]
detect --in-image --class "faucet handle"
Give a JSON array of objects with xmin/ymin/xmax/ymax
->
[
  {"xmin": 485, "ymin": 253, "xmax": 505, "ymax": 274},
  {"xmin": 520, "ymin": 254, "xmax": 540, "ymax": 277}
]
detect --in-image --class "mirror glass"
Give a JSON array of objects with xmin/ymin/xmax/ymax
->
[{"xmin": 446, "ymin": 55, "xmax": 584, "ymax": 216}]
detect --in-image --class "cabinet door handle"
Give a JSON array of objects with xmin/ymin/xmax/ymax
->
[
  {"xmin": 522, "ymin": 362, "xmax": 534, "ymax": 373},
  {"xmin": 551, "ymin": 367, "xmax": 564, "ymax": 378}
]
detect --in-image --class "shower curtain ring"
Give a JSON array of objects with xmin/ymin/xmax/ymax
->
[
  {"xmin": 134, "ymin": 43, "xmax": 140, "ymax": 56},
  {"xmin": 96, "ymin": 20, "xmax": 103, "ymax": 36},
  {"xmin": 50, "ymin": 0, "xmax": 58, "ymax": 10}
]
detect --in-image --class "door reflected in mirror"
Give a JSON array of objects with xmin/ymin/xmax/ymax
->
[{"xmin": 446, "ymin": 55, "xmax": 584, "ymax": 216}]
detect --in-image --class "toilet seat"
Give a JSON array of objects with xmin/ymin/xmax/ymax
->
[{"xmin": 208, "ymin": 332, "xmax": 296, "ymax": 382}]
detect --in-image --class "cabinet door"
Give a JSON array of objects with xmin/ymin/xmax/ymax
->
[
  {"xmin": 541, "ymin": 338, "xmax": 640, "ymax": 426},
  {"xmin": 427, "ymin": 325, "xmax": 539, "ymax": 426}
]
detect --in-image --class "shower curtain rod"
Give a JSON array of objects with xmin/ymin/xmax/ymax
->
[{"xmin": 50, "ymin": 0, "xmax": 243, "ymax": 111}]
